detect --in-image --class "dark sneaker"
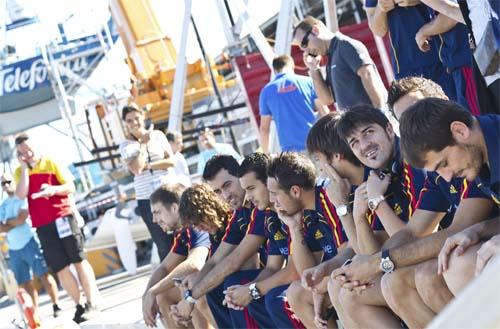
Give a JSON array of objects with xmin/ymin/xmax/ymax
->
[
  {"xmin": 52, "ymin": 304, "xmax": 62, "ymax": 318},
  {"xmin": 73, "ymin": 304, "xmax": 86, "ymax": 323},
  {"xmin": 82, "ymin": 302, "xmax": 100, "ymax": 321}
]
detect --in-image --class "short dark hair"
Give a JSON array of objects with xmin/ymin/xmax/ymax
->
[
  {"xmin": 387, "ymin": 76, "xmax": 447, "ymax": 114},
  {"xmin": 15, "ymin": 133, "xmax": 29, "ymax": 145},
  {"xmin": 272, "ymin": 55, "xmax": 294, "ymax": 73},
  {"xmin": 238, "ymin": 152, "xmax": 270, "ymax": 184},
  {"xmin": 150, "ymin": 184, "xmax": 185, "ymax": 209},
  {"xmin": 179, "ymin": 183, "xmax": 231, "ymax": 228},
  {"xmin": 121, "ymin": 105, "xmax": 142, "ymax": 120},
  {"xmin": 267, "ymin": 152, "xmax": 316, "ymax": 191},
  {"xmin": 166, "ymin": 131, "xmax": 181, "ymax": 142},
  {"xmin": 293, "ymin": 16, "xmax": 325, "ymax": 38},
  {"xmin": 336, "ymin": 105, "xmax": 390, "ymax": 143},
  {"xmin": 307, "ymin": 113, "xmax": 362, "ymax": 166},
  {"xmin": 202, "ymin": 155, "xmax": 240, "ymax": 181},
  {"xmin": 400, "ymin": 98, "xmax": 474, "ymax": 168}
]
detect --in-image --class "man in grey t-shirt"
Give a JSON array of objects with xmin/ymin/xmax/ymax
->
[{"xmin": 293, "ymin": 16, "xmax": 387, "ymax": 111}]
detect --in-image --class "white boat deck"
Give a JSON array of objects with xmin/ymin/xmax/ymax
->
[{"xmin": 0, "ymin": 266, "xmax": 165, "ymax": 329}]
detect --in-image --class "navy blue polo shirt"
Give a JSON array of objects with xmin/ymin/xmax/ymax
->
[
  {"xmin": 474, "ymin": 115, "xmax": 500, "ymax": 207},
  {"xmin": 264, "ymin": 209, "xmax": 291, "ymax": 260},
  {"xmin": 208, "ymin": 227, "xmax": 227, "ymax": 257},
  {"xmin": 222, "ymin": 206, "xmax": 252, "ymax": 245},
  {"xmin": 439, "ymin": 21, "xmax": 473, "ymax": 70},
  {"xmin": 418, "ymin": 172, "xmax": 489, "ymax": 229},
  {"xmin": 363, "ymin": 138, "xmax": 428, "ymax": 230},
  {"xmin": 171, "ymin": 226, "xmax": 211, "ymax": 256},
  {"xmin": 300, "ymin": 186, "xmax": 347, "ymax": 262},
  {"xmin": 364, "ymin": 1, "xmax": 440, "ymax": 77}
]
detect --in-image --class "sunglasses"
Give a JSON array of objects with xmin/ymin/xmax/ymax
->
[
  {"xmin": 301, "ymin": 29, "xmax": 312, "ymax": 48},
  {"xmin": 1, "ymin": 180, "xmax": 11, "ymax": 186}
]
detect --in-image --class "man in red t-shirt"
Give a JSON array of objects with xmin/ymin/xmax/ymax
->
[{"xmin": 14, "ymin": 133, "xmax": 100, "ymax": 323}]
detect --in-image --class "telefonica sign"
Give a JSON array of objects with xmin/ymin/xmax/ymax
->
[{"xmin": 0, "ymin": 55, "xmax": 90, "ymax": 96}]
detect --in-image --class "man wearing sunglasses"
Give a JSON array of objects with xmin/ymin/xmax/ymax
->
[
  {"xmin": 293, "ymin": 16, "xmax": 387, "ymax": 112},
  {"xmin": 0, "ymin": 173, "xmax": 61, "ymax": 317}
]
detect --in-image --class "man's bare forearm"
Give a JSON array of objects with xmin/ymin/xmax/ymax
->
[
  {"xmin": 354, "ymin": 214, "xmax": 381, "ymax": 254},
  {"xmin": 15, "ymin": 168, "xmax": 29, "ymax": 199},
  {"xmin": 366, "ymin": 7, "xmax": 389, "ymax": 37},
  {"xmin": 290, "ymin": 226, "xmax": 317, "ymax": 273},
  {"xmin": 150, "ymin": 259, "xmax": 202, "ymax": 297},
  {"xmin": 257, "ymin": 265, "xmax": 299, "ymax": 295},
  {"xmin": 309, "ymin": 69, "xmax": 334, "ymax": 106},
  {"xmin": 191, "ymin": 251, "xmax": 245, "ymax": 299}
]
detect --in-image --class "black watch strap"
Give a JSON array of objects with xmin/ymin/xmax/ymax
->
[{"xmin": 382, "ymin": 249, "xmax": 390, "ymax": 259}]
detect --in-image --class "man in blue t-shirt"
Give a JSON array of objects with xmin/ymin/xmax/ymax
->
[
  {"xmin": 197, "ymin": 129, "xmax": 242, "ymax": 174},
  {"xmin": 143, "ymin": 184, "xmax": 212, "ymax": 328},
  {"xmin": 259, "ymin": 55, "xmax": 329, "ymax": 153},
  {"xmin": 0, "ymin": 174, "xmax": 61, "ymax": 317}
]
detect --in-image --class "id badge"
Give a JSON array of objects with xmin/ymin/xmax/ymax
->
[{"xmin": 55, "ymin": 217, "xmax": 73, "ymax": 238}]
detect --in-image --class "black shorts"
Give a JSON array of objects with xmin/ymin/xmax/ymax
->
[{"xmin": 36, "ymin": 216, "xmax": 86, "ymax": 273}]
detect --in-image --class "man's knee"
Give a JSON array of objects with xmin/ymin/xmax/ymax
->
[
  {"xmin": 415, "ymin": 260, "xmax": 446, "ymax": 304},
  {"xmin": 380, "ymin": 266, "xmax": 414, "ymax": 302},
  {"xmin": 285, "ymin": 281, "xmax": 303, "ymax": 308},
  {"xmin": 327, "ymin": 277, "xmax": 341, "ymax": 304},
  {"xmin": 156, "ymin": 288, "xmax": 181, "ymax": 311},
  {"xmin": 443, "ymin": 244, "xmax": 481, "ymax": 295}
]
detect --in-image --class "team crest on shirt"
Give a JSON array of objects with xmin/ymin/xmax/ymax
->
[
  {"xmin": 393, "ymin": 203, "xmax": 402, "ymax": 216},
  {"xmin": 274, "ymin": 231, "xmax": 286, "ymax": 241},
  {"xmin": 314, "ymin": 229, "xmax": 324, "ymax": 240},
  {"xmin": 237, "ymin": 217, "xmax": 248, "ymax": 232},
  {"xmin": 450, "ymin": 185, "xmax": 458, "ymax": 194}
]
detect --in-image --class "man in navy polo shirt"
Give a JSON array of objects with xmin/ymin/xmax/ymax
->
[
  {"xmin": 259, "ymin": 55, "xmax": 329, "ymax": 153},
  {"xmin": 328, "ymin": 105, "xmax": 488, "ymax": 328},
  {"xmin": 364, "ymin": 0, "xmax": 455, "ymax": 97},
  {"xmin": 266, "ymin": 152, "xmax": 350, "ymax": 328},
  {"xmin": 223, "ymin": 152, "xmax": 305, "ymax": 329},
  {"xmin": 172, "ymin": 155, "xmax": 274, "ymax": 328},
  {"xmin": 142, "ymin": 184, "xmax": 212, "ymax": 328}
]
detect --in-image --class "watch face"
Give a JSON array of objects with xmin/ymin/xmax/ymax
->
[
  {"xmin": 381, "ymin": 259, "xmax": 394, "ymax": 273},
  {"xmin": 368, "ymin": 200, "xmax": 376, "ymax": 211},
  {"xmin": 337, "ymin": 205, "xmax": 348, "ymax": 216}
]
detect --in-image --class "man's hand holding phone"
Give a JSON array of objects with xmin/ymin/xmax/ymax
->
[{"xmin": 31, "ymin": 183, "xmax": 56, "ymax": 199}]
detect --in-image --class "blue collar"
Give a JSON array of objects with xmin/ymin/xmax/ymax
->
[{"xmin": 477, "ymin": 115, "xmax": 500, "ymax": 185}]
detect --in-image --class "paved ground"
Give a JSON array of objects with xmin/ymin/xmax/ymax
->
[{"xmin": 0, "ymin": 266, "xmax": 165, "ymax": 329}]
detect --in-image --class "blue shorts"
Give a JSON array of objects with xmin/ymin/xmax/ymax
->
[
  {"xmin": 9, "ymin": 237, "xmax": 49, "ymax": 285},
  {"xmin": 262, "ymin": 284, "xmax": 305, "ymax": 328}
]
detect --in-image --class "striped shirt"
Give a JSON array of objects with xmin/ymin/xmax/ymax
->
[{"xmin": 119, "ymin": 130, "xmax": 175, "ymax": 200}]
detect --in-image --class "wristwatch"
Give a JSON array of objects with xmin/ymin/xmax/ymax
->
[
  {"xmin": 248, "ymin": 283, "xmax": 262, "ymax": 300},
  {"xmin": 368, "ymin": 195, "xmax": 385, "ymax": 212},
  {"xmin": 336, "ymin": 204, "xmax": 351, "ymax": 217},
  {"xmin": 379, "ymin": 249, "xmax": 395, "ymax": 273},
  {"xmin": 184, "ymin": 289, "xmax": 198, "ymax": 304}
]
